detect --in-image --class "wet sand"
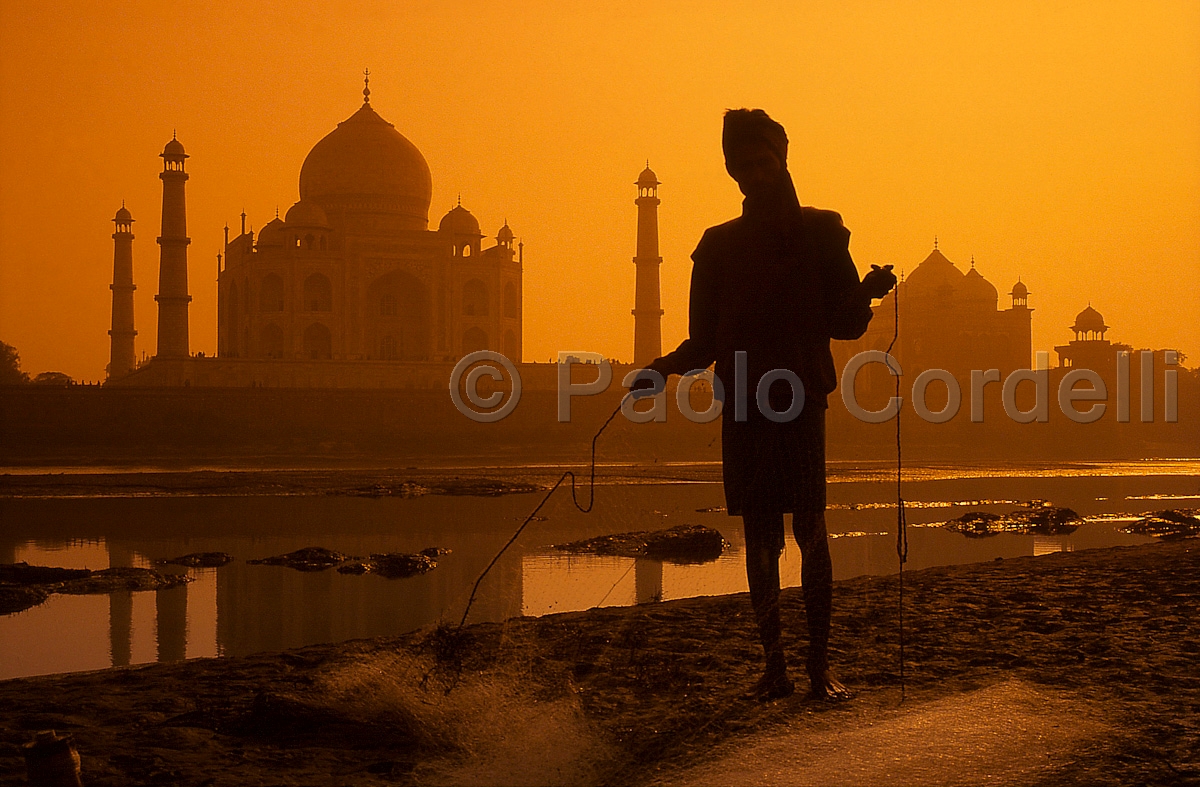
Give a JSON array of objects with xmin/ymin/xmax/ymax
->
[{"xmin": 0, "ymin": 540, "xmax": 1196, "ymax": 786}]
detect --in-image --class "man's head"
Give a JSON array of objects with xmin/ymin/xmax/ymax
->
[{"xmin": 722, "ymin": 109, "xmax": 789, "ymax": 198}]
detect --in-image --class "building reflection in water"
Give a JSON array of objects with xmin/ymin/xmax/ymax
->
[
  {"xmin": 1033, "ymin": 536, "xmax": 1075, "ymax": 556},
  {"xmin": 520, "ymin": 544, "xmax": 803, "ymax": 618}
]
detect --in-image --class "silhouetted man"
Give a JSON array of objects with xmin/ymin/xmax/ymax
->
[{"xmin": 636, "ymin": 109, "xmax": 896, "ymax": 700}]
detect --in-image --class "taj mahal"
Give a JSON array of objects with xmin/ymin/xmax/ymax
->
[{"xmin": 109, "ymin": 76, "xmax": 531, "ymax": 389}]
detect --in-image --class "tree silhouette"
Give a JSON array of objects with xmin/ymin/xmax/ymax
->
[{"xmin": 0, "ymin": 341, "xmax": 29, "ymax": 385}]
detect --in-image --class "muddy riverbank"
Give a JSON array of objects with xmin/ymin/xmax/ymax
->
[{"xmin": 0, "ymin": 540, "xmax": 1195, "ymax": 785}]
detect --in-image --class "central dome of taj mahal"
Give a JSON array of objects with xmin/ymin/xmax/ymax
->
[{"xmin": 298, "ymin": 99, "xmax": 433, "ymax": 230}]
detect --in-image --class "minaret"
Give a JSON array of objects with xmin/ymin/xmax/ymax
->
[
  {"xmin": 154, "ymin": 134, "xmax": 192, "ymax": 358},
  {"xmin": 107, "ymin": 204, "xmax": 137, "ymax": 379},
  {"xmin": 633, "ymin": 164, "xmax": 663, "ymax": 366}
]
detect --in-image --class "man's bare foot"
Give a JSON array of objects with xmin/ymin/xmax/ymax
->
[
  {"xmin": 807, "ymin": 667, "xmax": 853, "ymax": 702},
  {"xmin": 744, "ymin": 669, "xmax": 795, "ymax": 701}
]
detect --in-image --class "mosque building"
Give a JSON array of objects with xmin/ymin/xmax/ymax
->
[
  {"xmin": 832, "ymin": 241, "xmax": 1033, "ymax": 405},
  {"xmin": 111, "ymin": 76, "xmax": 524, "ymax": 388}
]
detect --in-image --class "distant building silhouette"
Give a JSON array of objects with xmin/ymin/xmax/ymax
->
[
  {"xmin": 834, "ymin": 243, "xmax": 1032, "ymax": 403},
  {"xmin": 1048, "ymin": 304, "xmax": 1186, "ymax": 425},
  {"xmin": 1054, "ymin": 305, "xmax": 1131, "ymax": 371},
  {"xmin": 218, "ymin": 78, "xmax": 521, "ymax": 365},
  {"xmin": 110, "ymin": 77, "xmax": 525, "ymax": 387},
  {"xmin": 155, "ymin": 135, "xmax": 192, "ymax": 359},
  {"xmin": 107, "ymin": 204, "xmax": 137, "ymax": 379},
  {"xmin": 632, "ymin": 165, "xmax": 663, "ymax": 366}
]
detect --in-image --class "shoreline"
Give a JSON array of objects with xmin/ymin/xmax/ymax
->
[
  {"xmin": 3, "ymin": 458, "xmax": 1199, "ymax": 499},
  {"xmin": 0, "ymin": 540, "xmax": 1195, "ymax": 786}
]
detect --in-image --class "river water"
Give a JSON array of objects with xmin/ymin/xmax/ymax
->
[{"xmin": 1, "ymin": 460, "xmax": 1197, "ymax": 680}]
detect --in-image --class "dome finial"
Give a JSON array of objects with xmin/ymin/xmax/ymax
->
[
  {"xmin": 363, "ymin": 68, "xmax": 371, "ymax": 103},
  {"xmin": 970, "ymin": 255, "xmax": 975, "ymax": 268},
  {"xmin": 457, "ymin": 193, "xmax": 461, "ymax": 207},
  {"xmin": 933, "ymin": 235, "xmax": 938, "ymax": 250}
]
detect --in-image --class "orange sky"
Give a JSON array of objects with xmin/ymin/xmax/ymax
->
[{"xmin": 2, "ymin": 0, "xmax": 1198, "ymax": 380}]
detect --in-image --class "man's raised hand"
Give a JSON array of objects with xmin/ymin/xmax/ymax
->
[{"xmin": 861, "ymin": 264, "xmax": 897, "ymax": 300}]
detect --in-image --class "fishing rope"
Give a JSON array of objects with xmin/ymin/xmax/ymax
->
[
  {"xmin": 884, "ymin": 283, "xmax": 909, "ymax": 701},
  {"xmin": 458, "ymin": 395, "xmax": 630, "ymax": 628}
]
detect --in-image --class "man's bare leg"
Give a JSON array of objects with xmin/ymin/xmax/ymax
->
[
  {"xmin": 743, "ymin": 510, "xmax": 793, "ymax": 700},
  {"xmin": 794, "ymin": 510, "xmax": 852, "ymax": 701}
]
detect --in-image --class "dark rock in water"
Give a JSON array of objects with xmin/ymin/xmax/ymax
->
[
  {"xmin": 0, "ymin": 563, "xmax": 91, "ymax": 585},
  {"xmin": 643, "ymin": 525, "xmax": 728, "ymax": 562},
  {"xmin": 947, "ymin": 511, "xmax": 1004, "ymax": 537},
  {"xmin": 555, "ymin": 524, "xmax": 727, "ymax": 564},
  {"xmin": 370, "ymin": 553, "xmax": 437, "ymax": 578},
  {"xmin": 1016, "ymin": 506, "xmax": 1082, "ymax": 530},
  {"xmin": 337, "ymin": 552, "xmax": 439, "ymax": 578},
  {"xmin": 430, "ymin": 479, "xmax": 544, "ymax": 497},
  {"xmin": 1121, "ymin": 509, "xmax": 1200, "ymax": 540},
  {"xmin": 250, "ymin": 546, "xmax": 446, "ymax": 576},
  {"xmin": 0, "ymin": 585, "xmax": 51, "ymax": 615},
  {"xmin": 56, "ymin": 568, "xmax": 192, "ymax": 595},
  {"xmin": 946, "ymin": 504, "xmax": 1082, "ymax": 538},
  {"xmin": 248, "ymin": 547, "xmax": 359, "ymax": 572},
  {"xmin": 160, "ymin": 552, "xmax": 235, "ymax": 568},
  {"xmin": 346, "ymin": 481, "xmax": 430, "ymax": 498},
  {"xmin": 1, "ymin": 564, "xmax": 191, "ymax": 614}
]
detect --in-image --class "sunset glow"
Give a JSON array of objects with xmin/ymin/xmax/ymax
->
[{"xmin": 2, "ymin": 0, "xmax": 1197, "ymax": 379}]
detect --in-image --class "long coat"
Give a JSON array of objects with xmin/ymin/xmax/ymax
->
[{"xmin": 649, "ymin": 202, "xmax": 874, "ymax": 516}]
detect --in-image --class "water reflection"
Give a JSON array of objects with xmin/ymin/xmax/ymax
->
[
  {"xmin": 2, "ymin": 466, "xmax": 1190, "ymax": 680},
  {"xmin": 1033, "ymin": 536, "xmax": 1075, "ymax": 556}
]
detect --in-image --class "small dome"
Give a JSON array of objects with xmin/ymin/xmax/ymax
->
[
  {"xmin": 1072, "ymin": 305, "xmax": 1107, "ymax": 333},
  {"xmin": 497, "ymin": 222, "xmax": 514, "ymax": 242},
  {"xmin": 113, "ymin": 206, "xmax": 133, "ymax": 222},
  {"xmin": 162, "ymin": 137, "xmax": 187, "ymax": 158},
  {"xmin": 256, "ymin": 217, "xmax": 289, "ymax": 247},
  {"xmin": 439, "ymin": 204, "xmax": 481, "ymax": 236},
  {"xmin": 1010, "ymin": 279, "xmax": 1028, "ymax": 298},
  {"xmin": 637, "ymin": 165, "xmax": 659, "ymax": 186},
  {"xmin": 961, "ymin": 265, "xmax": 998, "ymax": 307},
  {"xmin": 285, "ymin": 199, "xmax": 329, "ymax": 228}
]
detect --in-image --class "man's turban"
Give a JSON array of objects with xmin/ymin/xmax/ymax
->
[{"xmin": 722, "ymin": 108, "xmax": 789, "ymax": 168}]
